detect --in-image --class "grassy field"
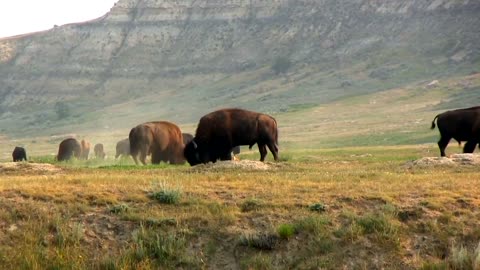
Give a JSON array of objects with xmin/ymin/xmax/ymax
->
[
  {"xmin": 0, "ymin": 146, "xmax": 480, "ymax": 269},
  {"xmin": 0, "ymin": 73, "xmax": 479, "ymax": 269}
]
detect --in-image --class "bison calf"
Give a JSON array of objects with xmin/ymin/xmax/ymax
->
[
  {"xmin": 115, "ymin": 138, "xmax": 130, "ymax": 159},
  {"xmin": 184, "ymin": 108, "xmax": 279, "ymax": 166}
]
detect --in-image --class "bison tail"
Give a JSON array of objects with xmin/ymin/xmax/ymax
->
[{"xmin": 430, "ymin": 115, "xmax": 439, "ymax": 130}]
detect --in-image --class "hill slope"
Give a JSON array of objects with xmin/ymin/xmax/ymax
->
[{"xmin": 0, "ymin": 0, "xmax": 479, "ymax": 137}]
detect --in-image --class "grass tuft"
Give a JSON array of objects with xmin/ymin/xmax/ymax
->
[
  {"xmin": 150, "ymin": 181, "xmax": 182, "ymax": 204},
  {"xmin": 241, "ymin": 253, "xmax": 274, "ymax": 270},
  {"xmin": 277, "ymin": 224, "xmax": 296, "ymax": 239},
  {"xmin": 109, "ymin": 203, "xmax": 130, "ymax": 214},
  {"xmin": 240, "ymin": 198, "xmax": 263, "ymax": 212},
  {"xmin": 309, "ymin": 203, "xmax": 327, "ymax": 212}
]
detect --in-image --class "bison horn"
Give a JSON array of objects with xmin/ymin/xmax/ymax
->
[{"xmin": 192, "ymin": 140, "xmax": 198, "ymax": 149}]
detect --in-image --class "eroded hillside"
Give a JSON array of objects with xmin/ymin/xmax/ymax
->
[{"xmin": 0, "ymin": 0, "xmax": 479, "ymax": 136}]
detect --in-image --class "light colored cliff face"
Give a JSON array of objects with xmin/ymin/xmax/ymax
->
[{"xmin": 0, "ymin": 0, "xmax": 479, "ymax": 131}]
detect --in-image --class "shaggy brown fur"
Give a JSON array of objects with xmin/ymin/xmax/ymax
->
[
  {"xmin": 184, "ymin": 108, "xmax": 278, "ymax": 166},
  {"xmin": 115, "ymin": 138, "xmax": 130, "ymax": 159},
  {"xmin": 94, "ymin": 143, "xmax": 106, "ymax": 159},
  {"xmin": 129, "ymin": 121, "xmax": 185, "ymax": 165},
  {"xmin": 57, "ymin": 138, "xmax": 82, "ymax": 161}
]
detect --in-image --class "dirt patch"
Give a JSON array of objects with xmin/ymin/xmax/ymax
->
[
  {"xmin": 0, "ymin": 162, "xmax": 62, "ymax": 174},
  {"xmin": 189, "ymin": 160, "xmax": 284, "ymax": 171},
  {"xmin": 404, "ymin": 154, "xmax": 480, "ymax": 167}
]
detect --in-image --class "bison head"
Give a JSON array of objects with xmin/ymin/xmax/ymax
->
[{"xmin": 184, "ymin": 139, "xmax": 211, "ymax": 166}]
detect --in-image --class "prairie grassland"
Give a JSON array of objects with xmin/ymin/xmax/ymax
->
[{"xmin": 1, "ymin": 146, "xmax": 480, "ymax": 269}]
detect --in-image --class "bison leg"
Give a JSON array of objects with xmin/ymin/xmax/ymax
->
[
  {"xmin": 258, "ymin": 144, "xmax": 268, "ymax": 162},
  {"xmin": 437, "ymin": 137, "xmax": 451, "ymax": 157},
  {"xmin": 151, "ymin": 151, "xmax": 162, "ymax": 165},
  {"xmin": 266, "ymin": 142, "xmax": 279, "ymax": 161},
  {"xmin": 219, "ymin": 150, "xmax": 233, "ymax": 161},
  {"xmin": 139, "ymin": 149, "xmax": 148, "ymax": 165},
  {"xmin": 463, "ymin": 140, "xmax": 478, "ymax": 153},
  {"xmin": 131, "ymin": 154, "xmax": 139, "ymax": 165}
]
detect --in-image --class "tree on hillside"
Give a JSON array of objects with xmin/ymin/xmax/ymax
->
[
  {"xmin": 271, "ymin": 56, "xmax": 292, "ymax": 75},
  {"xmin": 54, "ymin": 101, "xmax": 70, "ymax": 119}
]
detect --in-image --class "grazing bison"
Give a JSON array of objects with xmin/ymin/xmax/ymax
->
[
  {"xmin": 184, "ymin": 108, "xmax": 279, "ymax": 166},
  {"xmin": 129, "ymin": 121, "xmax": 185, "ymax": 165},
  {"xmin": 80, "ymin": 139, "xmax": 90, "ymax": 160},
  {"xmin": 431, "ymin": 106, "xmax": 480, "ymax": 156},
  {"xmin": 182, "ymin": 133, "xmax": 194, "ymax": 145},
  {"xmin": 94, "ymin": 143, "xmax": 106, "ymax": 159},
  {"xmin": 57, "ymin": 138, "xmax": 82, "ymax": 161},
  {"xmin": 12, "ymin": 146, "xmax": 27, "ymax": 162},
  {"xmin": 115, "ymin": 138, "xmax": 130, "ymax": 159}
]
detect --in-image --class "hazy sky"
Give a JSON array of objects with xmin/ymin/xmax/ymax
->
[{"xmin": 0, "ymin": 0, "xmax": 118, "ymax": 38}]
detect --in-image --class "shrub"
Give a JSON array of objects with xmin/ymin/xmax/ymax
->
[
  {"xmin": 54, "ymin": 101, "xmax": 71, "ymax": 119},
  {"xmin": 240, "ymin": 198, "xmax": 263, "ymax": 212},
  {"xmin": 150, "ymin": 181, "xmax": 182, "ymax": 204},
  {"xmin": 109, "ymin": 204, "xmax": 129, "ymax": 214},
  {"xmin": 277, "ymin": 224, "xmax": 296, "ymax": 239},
  {"xmin": 271, "ymin": 56, "xmax": 292, "ymax": 75},
  {"xmin": 150, "ymin": 190, "xmax": 181, "ymax": 204},
  {"xmin": 239, "ymin": 233, "xmax": 278, "ymax": 250},
  {"xmin": 309, "ymin": 203, "xmax": 327, "ymax": 212}
]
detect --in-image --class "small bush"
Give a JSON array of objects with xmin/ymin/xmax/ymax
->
[
  {"xmin": 150, "ymin": 190, "xmax": 181, "ymax": 204},
  {"xmin": 277, "ymin": 224, "xmax": 296, "ymax": 239},
  {"xmin": 271, "ymin": 56, "xmax": 292, "ymax": 75},
  {"xmin": 240, "ymin": 198, "xmax": 263, "ymax": 212},
  {"xmin": 150, "ymin": 181, "xmax": 182, "ymax": 205},
  {"xmin": 109, "ymin": 204, "xmax": 129, "ymax": 214},
  {"xmin": 239, "ymin": 233, "xmax": 278, "ymax": 250},
  {"xmin": 309, "ymin": 203, "xmax": 327, "ymax": 212},
  {"xmin": 54, "ymin": 101, "xmax": 71, "ymax": 119}
]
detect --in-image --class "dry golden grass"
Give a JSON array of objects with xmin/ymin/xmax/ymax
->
[{"xmin": 0, "ymin": 146, "xmax": 480, "ymax": 269}]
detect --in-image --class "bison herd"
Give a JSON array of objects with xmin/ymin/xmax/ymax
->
[
  {"xmin": 8, "ymin": 106, "xmax": 479, "ymax": 164},
  {"xmin": 8, "ymin": 108, "xmax": 279, "ymax": 166}
]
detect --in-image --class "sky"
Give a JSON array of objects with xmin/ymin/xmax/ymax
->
[{"xmin": 0, "ymin": 0, "xmax": 118, "ymax": 38}]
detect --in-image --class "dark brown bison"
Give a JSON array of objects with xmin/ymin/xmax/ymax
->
[
  {"xmin": 182, "ymin": 133, "xmax": 194, "ymax": 144},
  {"xmin": 80, "ymin": 139, "xmax": 91, "ymax": 160},
  {"xmin": 129, "ymin": 121, "xmax": 185, "ymax": 165},
  {"xmin": 115, "ymin": 138, "xmax": 130, "ymax": 159},
  {"xmin": 12, "ymin": 146, "xmax": 27, "ymax": 162},
  {"xmin": 94, "ymin": 143, "xmax": 106, "ymax": 159},
  {"xmin": 184, "ymin": 108, "xmax": 279, "ymax": 166},
  {"xmin": 431, "ymin": 106, "xmax": 480, "ymax": 156},
  {"xmin": 57, "ymin": 138, "xmax": 82, "ymax": 161}
]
